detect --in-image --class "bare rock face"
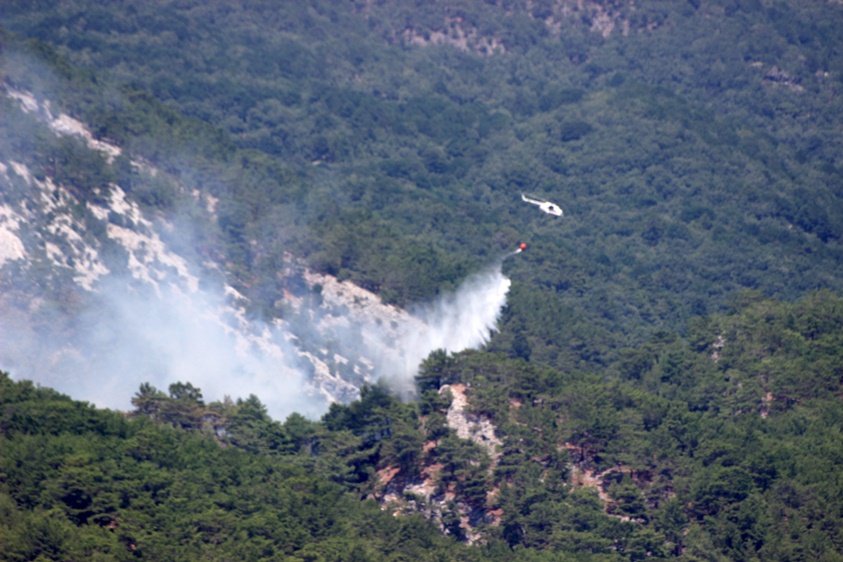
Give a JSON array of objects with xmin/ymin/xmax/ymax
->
[
  {"xmin": 373, "ymin": 0, "xmax": 641, "ymax": 58},
  {"xmin": 0, "ymin": 195, "xmax": 27, "ymax": 267},
  {"xmin": 0, "ymin": 85, "xmax": 405, "ymax": 415},
  {"xmin": 373, "ymin": 383, "xmax": 503, "ymax": 544},
  {"xmin": 442, "ymin": 383, "xmax": 502, "ymax": 462},
  {"xmin": 401, "ymin": 17, "xmax": 507, "ymax": 55},
  {"xmin": 2, "ymin": 83, "xmax": 508, "ymax": 418},
  {"xmin": 1, "ymin": 84, "xmax": 201, "ymax": 293}
]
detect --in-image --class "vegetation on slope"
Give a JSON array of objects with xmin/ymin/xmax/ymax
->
[
  {"xmin": 0, "ymin": 375, "xmax": 481, "ymax": 561},
  {"xmin": 2, "ymin": 2, "xmax": 843, "ymax": 559},
  {"xmin": 3, "ymin": 0, "xmax": 843, "ymax": 367},
  {"xmin": 3, "ymin": 292, "xmax": 843, "ymax": 560}
]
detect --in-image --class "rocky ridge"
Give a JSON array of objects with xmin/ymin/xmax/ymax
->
[
  {"xmin": 0, "ymin": 83, "xmax": 414, "ymax": 412},
  {"xmin": 373, "ymin": 382, "xmax": 649, "ymax": 542}
]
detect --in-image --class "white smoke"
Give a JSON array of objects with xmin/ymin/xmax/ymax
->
[
  {"xmin": 0, "ymin": 280, "xmax": 324, "ymax": 420},
  {"xmin": 84, "ymin": 281, "xmax": 324, "ymax": 419},
  {"xmin": 368, "ymin": 265, "xmax": 511, "ymax": 395},
  {"xmin": 0, "ymin": 151, "xmax": 512, "ymax": 419},
  {"xmin": 0, "ymin": 66, "xmax": 513, "ymax": 420},
  {"xmin": 0, "ymin": 259, "xmax": 511, "ymax": 420}
]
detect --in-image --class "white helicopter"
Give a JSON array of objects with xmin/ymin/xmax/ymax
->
[{"xmin": 521, "ymin": 193, "xmax": 563, "ymax": 216}]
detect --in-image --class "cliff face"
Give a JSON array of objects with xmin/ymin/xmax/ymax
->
[
  {"xmin": 1, "ymin": 81, "xmax": 510, "ymax": 417},
  {"xmin": 442, "ymin": 383, "xmax": 502, "ymax": 461},
  {"xmin": 0, "ymin": 84, "xmax": 410, "ymax": 415},
  {"xmin": 373, "ymin": 383, "xmax": 503, "ymax": 543}
]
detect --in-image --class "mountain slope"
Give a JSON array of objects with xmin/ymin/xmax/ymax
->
[
  {"xmin": 2, "ymin": 3, "xmax": 843, "ymax": 558},
  {"xmin": 0, "ymin": 80, "xmax": 514, "ymax": 416},
  {"xmin": 2, "ymin": 288, "xmax": 843, "ymax": 560},
  {"xmin": 3, "ymin": 0, "xmax": 843, "ymax": 372}
]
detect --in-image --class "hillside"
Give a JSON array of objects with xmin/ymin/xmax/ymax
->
[
  {"xmin": 2, "ymin": 1, "xmax": 843, "ymax": 559},
  {"xmin": 2, "ymin": 0, "xmax": 843, "ymax": 371},
  {"xmin": 0, "ymin": 86, "xmax": 512, "ymax": 414},
  {"xmin": 2, "ymin": 291, "xmax": 843, "ymax": 560}
]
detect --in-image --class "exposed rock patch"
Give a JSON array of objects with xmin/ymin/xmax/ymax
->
[
  {"xmin": 373, "ymin": 382, "xmax": 504, "ymax": 543},
  {"xmin": 0, "ymin": 202, "xmax": 27, "ymax": 267},
  {"xmin": 442, "ymin": 383, "xmax": 502, "ymax": 463},
  {"xmin": 402, "ymin": 17, "xmax": 506, "ymax": 55}
]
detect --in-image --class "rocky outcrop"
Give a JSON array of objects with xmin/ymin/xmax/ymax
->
[
  {"xmin": 374, "ymin": 382, "xmax": 503, "ymax": 543},
  {"xmin": 442, "ymin": 383, "xmax": 502, "ymax": 463},
  {"xmin": 0, "ymin": 84, "xmax": 400, "ymax": 411},
  {"xmin": 380, "ymin": 0, "xmax": 642, "ymax": 57},
  {"xmin": 2, "ymin": 82, "xmax": 510, "ymax": 416},
  {"xmin": 401, "ymin": 17, "xmax": 506, "ymax": 55}
]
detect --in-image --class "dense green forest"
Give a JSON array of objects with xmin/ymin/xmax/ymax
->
[
  {"xmin": 3, "ymin": 292, "xmax": 843, "ymax": 560},
  {"xmin": 0, "ymin": 373, "xmax": 478, "ymax": 561},
  {"xmin": 2, "ymin": 0, "xmax": 843, "ymax": 559},
  {"xmin": 3, "ymin": 0, "xmax": 843, "ymax": 368}
]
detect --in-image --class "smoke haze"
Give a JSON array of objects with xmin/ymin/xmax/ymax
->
[
  {"xmin": 371, "ymin": 265, "xmax": 511, "ymax": 396},
  {"xmin": 0, "ymin": 57, "xmax": 512, "ymax": 421},
  {"xmin": 1, "ymin": 254, "xmax": 511, "ymax": 420}
]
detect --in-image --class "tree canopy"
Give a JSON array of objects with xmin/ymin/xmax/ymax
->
[
  {"xmin": 2, "ymin": 1, "xmax": 843, "ymax": 559},
  {"xmin": 2, "ymin": 291, "xmax": 843, "ymax": 559},
  {"xmin": 2, "ymin": 0, "xmax": 843, "ymax": 364}
]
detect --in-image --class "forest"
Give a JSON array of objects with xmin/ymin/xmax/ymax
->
[
  {"xmin": 3, "ymin": 0, "xmax": 843, "ymax": 363},
  {"xmin": 2, "ymin": 0, "xmax": 843, "ymax": 559},
  {"xmin": 2, "ymin": 292, "xmax": 843, "ymax": 560}
]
